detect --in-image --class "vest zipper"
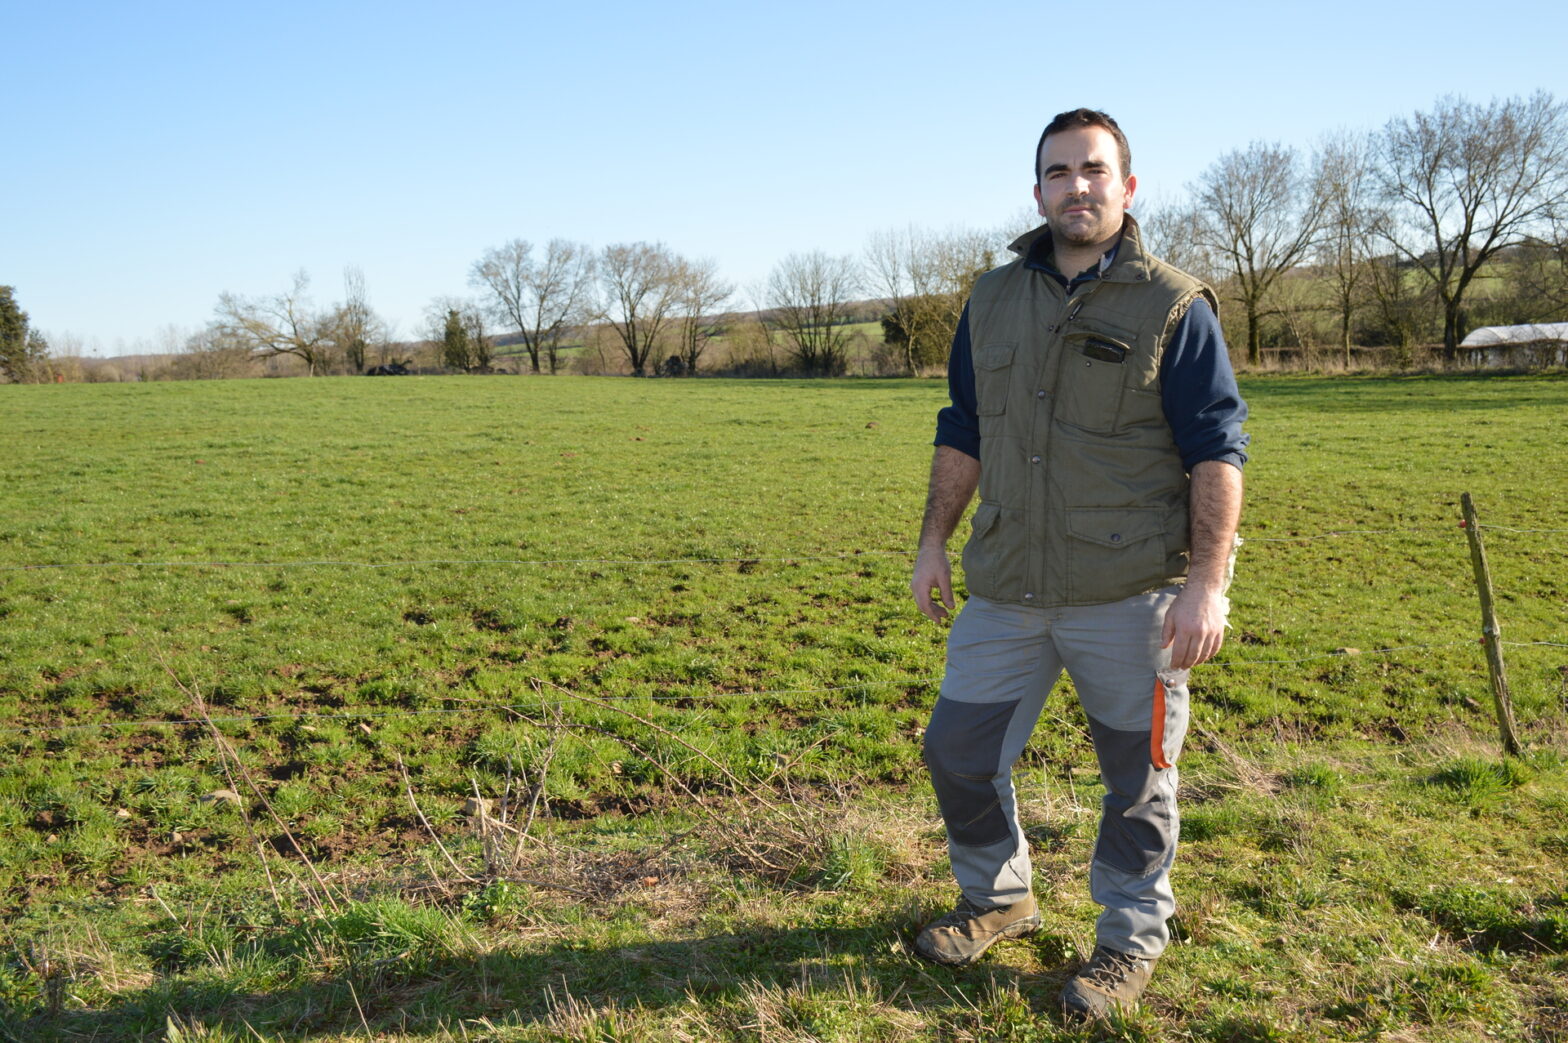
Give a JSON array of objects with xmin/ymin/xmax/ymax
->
[{"xmin": 1047, "ymin": 293, "xmax": 1089, "ymax": 333}]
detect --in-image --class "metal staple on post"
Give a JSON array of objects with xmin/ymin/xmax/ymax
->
[{"xmin": 1460, "ymin": 492, "xmax": 1522, "ymax": 756}]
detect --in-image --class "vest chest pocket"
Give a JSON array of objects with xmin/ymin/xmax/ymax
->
[
  {"xmin": 1054, "ymin": 327, "xmax": 1133, "ymax": 434},
  {"xmin": 974, "ymin": 342, "xmax": 1016, "ymax": 417}
]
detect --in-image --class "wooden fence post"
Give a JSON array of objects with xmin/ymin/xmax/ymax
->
[{"xmin": 1460, "ymin": 493, "xmax": 1522, "ymax": 756}]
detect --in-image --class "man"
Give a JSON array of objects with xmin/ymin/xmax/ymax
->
[{"xmin": 909, "ymin": 108, "xmax": 1248, "ymax": 1020}]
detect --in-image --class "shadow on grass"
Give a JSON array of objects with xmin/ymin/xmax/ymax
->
[{"xmin": 7, "ymin": 921, "xmax": 1081, "ymax": 1040}]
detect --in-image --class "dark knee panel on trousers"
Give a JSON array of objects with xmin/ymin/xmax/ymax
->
[
  {"xmin": 1086, "ymin": 716, "xmax": 1174, "ymax": 876},
  {"xmin": 924, "ymin": 697, "xmax": 1018, "ymax": 847}
]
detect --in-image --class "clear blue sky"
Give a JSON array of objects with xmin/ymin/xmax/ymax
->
[{"xmin": 5, "ymin": 0, "xmax": 1564, "ymax": 355}]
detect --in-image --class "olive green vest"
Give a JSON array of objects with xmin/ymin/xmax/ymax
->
[{"xmin": 960, "ymin": 215, "xmax": 1217, "ymax": 608}]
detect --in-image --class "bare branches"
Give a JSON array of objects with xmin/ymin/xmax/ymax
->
[
  {"xmin": 209, "ymin": 270, "xmax": 385, "ymax": 376},
  {"xmin": 1136, "ymin": 199, "xmax": 1218, "ymax": 285},
  {"xmin": 669, "ymin": 256, "xmax": 734, "ymax": 375},
  {"xmin": 212, "ymin": 271, "xmax": 333, "ymax": 376},
  {"xmin": 1315, "ymin": 132, "xmax": 1379, "ymax": 364},
  {"xmin": 864, "ymin": 228, "xmax": 996, "ymax": 374},
  {"xmin": 765, "ymin": 251, "xmax": 861, "ymax": 375},
  {"xmin": 1192, "ymin": 142, "xmax": 1328, "ymax": 364},
  {"xmin": 598, "ymin": 242, "xmax": 683, "ymax": 377},
  {"xmin": 471, "ymin": 239, "xmax": 594, "ymax": 374},
  {"xmin": 331, "ymin": 266, "xmax": 376, "ymax": 373},
  {"xmin": 1377, "ymin": 92, "xmax": 1568, "ymax": 354}
]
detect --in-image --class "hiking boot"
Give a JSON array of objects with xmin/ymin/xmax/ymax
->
[
  {"xmin": 1059, "ymin": 945, "xmax": 1157, "ymax": 1020},
  {"xmin": 913, "ymin": 895, "xmax": 1040, "ymax": 966}
]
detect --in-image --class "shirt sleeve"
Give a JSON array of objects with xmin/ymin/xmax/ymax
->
[
  {"xmin": 933, "ymin": 302, "xmax": 981, "ymax": 460},
  {"xmin": 1159, "ymin": 297, "xmax": 1250, "ymax": 472}
]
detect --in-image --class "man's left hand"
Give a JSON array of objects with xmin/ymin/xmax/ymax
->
[{"xmin": 1161, "ymin": 584, "xmax": 1228, "ymax": 670}]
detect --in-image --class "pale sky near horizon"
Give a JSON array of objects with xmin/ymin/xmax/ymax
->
[{"xmin": 5, "ymin": 0, "xmax": 1565, "ymax": 356}]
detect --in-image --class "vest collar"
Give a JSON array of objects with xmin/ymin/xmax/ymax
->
[{"xmin": 1007, "ymin": 214, "xmax": 1154, "ymax": 285}]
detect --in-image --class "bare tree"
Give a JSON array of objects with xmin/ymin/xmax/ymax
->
[
  {"xmin": 1315, "ymin": 132, "xmax": 1378, "ymax": 365},
  {"xmin": 177, "ymin": 327, "xmax": 255, "ymax": 380},
  {"xmin": 766, "ymin": 251, "xmax": 861, "ymax": 375},
  {"xmin": 598, "ymin": 242, "xmax": 682, "ymax": 377},
  {"xmin": 669, "ymin": 256, "xmax": 733, "ymax": 375},
  {"xmin": 211, "ymin": 271, "xmax": 336, "ymax": 375},
  {"xmin": 1193, "ymin": 142, "xmax": 1328, "ymax": 364},
  {"xmin": 471, "ymin": 239, "xmax": 594, "ymax": 374},
  {"xmin": 330, "ymin": 266, "xmax": 375, "ymax": 373},
  {"xmin": 865, "ymin": 228, "xmax": 994, "ymax": 373},
  {"xmin": 1511, "ymin": 215, "xmax": 1568, "ymax": 321},
  {"xmin": 927, "ymin": 229, "xmax": 997, "ymax": 355},
  {"xmin": 866, "ymin": 227, "xmax": 941, "ymax": 374},
  {"xmin": 1136, "ymin": 198, "xmax": 1218, "ymax": 283},
  {"xmin": 1377, "ymin": 92, "xmax": 1568, "ymax": 356},
  {"xmin": 1365, "ymin": 253, "xmax": 1433, "ymax": 365}
]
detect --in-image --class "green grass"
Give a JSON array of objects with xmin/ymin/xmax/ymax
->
[{"xmin": 1, "ymin": 372, "xmax": 1567, "ymax": 1041}]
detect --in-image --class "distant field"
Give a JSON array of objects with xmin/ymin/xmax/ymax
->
[{"xmin": 2, "ymin": 373, "xmax": 1566, "ymax": 1042}]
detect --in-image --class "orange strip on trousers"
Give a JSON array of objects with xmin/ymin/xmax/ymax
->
[{"xmin": 1150, "ymin": 678, "xmax": 1173, "ymax": 770}]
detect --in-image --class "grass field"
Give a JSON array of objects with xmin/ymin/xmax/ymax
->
[{"xmin": 2, "ymin": 372, "xmax": 1566, "ymax": 1042}]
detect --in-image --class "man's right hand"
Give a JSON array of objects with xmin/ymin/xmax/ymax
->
[
  {"xmin": 911, "ymin": 446, "xmax": 980, "ymax": 623},
  {"xmin": 911, "ymin": 546, "xmax": 956, "ymax": 622}
]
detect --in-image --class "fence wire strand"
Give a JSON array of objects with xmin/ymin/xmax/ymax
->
[
  {"xmin": 2, "ymin": 515, "xmax": 1564, "ymax": 739},
  {"xmin": 0, "ymin": 551, "xmax": 910, "ymax": 573},
  {"xmin": 4, "ymin": 676, "xmax": 946, "ymax": 738},
  {"xmin": 8, "ymin": 638, "xmax": 1566, "ymax": 740},
  {"xmin": 10, "ymin": 520, "xmax": 1568, "ymax": 573}
]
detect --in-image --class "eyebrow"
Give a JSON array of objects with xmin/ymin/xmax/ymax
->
[{"xmin": 1043, "ymin": 159, "xmax": 1112, "ymax": 176}]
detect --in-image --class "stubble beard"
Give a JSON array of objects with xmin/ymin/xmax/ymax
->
[
  {"xmin": 1050, "ymin": 207, "xmax": 1104, "ymax": 247},
  {"xmin": 1046, "ymin": 190, "xmax": 1112, "ymax": 246},
  {"xmin": 1050, "ymin": 192, "xmax": 1130, "ymax": 252}
]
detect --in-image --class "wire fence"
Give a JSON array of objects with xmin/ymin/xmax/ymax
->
[
  {"xmin": 2, "ymin": 520, "xmax": 1564, "ymax": 741},
  {"xmin": 9, "ymin": 635, "xmax": 1567, "ymax": 741},
  {"xmin": 5, "ymin": 521, "xmax": 1568, "ymax": 574}
]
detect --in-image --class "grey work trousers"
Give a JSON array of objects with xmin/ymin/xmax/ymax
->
[{"xmin": 923, "ymin": 589, "xmax": 1191, "ymax": 958}]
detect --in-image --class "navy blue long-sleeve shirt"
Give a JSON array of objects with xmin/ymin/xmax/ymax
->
[{"xmin": 935, "ymin": 242, "xmax": 1250, "ymax": 472}]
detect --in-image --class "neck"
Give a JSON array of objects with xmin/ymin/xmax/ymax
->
[{"xmin": 1053, "ymin": 231, "xmax": 1120, "ymax": 282}]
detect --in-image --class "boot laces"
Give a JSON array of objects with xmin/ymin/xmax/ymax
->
[
  {"xmin": 1079, "ymin": 947, "xmax": 1142, "ymax": 989},
  {"xmin": 934, "ymin": 897, "xmax": 998, "ymax": 927}
]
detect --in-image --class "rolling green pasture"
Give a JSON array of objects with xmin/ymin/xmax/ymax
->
[{"xmin": 1, "ymin": 373, "xmax": 1566, "ymax": 1042}]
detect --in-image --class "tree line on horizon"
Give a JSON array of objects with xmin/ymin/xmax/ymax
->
[{"xmin": 6, "ymin": 92, "xmax": 1566, "ymax": 386}]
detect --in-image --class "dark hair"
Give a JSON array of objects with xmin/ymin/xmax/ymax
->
[{"xmin": 1035, "ymin": 108, "xmax": 1132, "ymax": 182}]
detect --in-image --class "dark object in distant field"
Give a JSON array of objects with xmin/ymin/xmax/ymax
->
[{"xmin": 366, "ymin": 360, "xmax": 412, "ymax": 376}]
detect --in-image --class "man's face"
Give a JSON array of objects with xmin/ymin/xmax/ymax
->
[{"xmin": 1033, "ymin": 125, "xmax": 1137, "ymax": 250}]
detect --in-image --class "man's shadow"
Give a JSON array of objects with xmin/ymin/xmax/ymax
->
[{"xmin": 11, "ymin": 919, "xmax": 1086, "ymax": 1041}]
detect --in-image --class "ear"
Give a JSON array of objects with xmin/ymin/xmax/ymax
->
[
  {"xmin": 1123, "ymin": 173, "xmax": 1138, "ymax": 210},
  {"xmin": 1033, "ymin": 182, "xmax": 1045, "ymax": 218}
]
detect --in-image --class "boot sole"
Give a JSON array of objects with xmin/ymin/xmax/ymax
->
[{"xmin": 913, "ymin": 914, "xmax": 1042, "ymax": 967}]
